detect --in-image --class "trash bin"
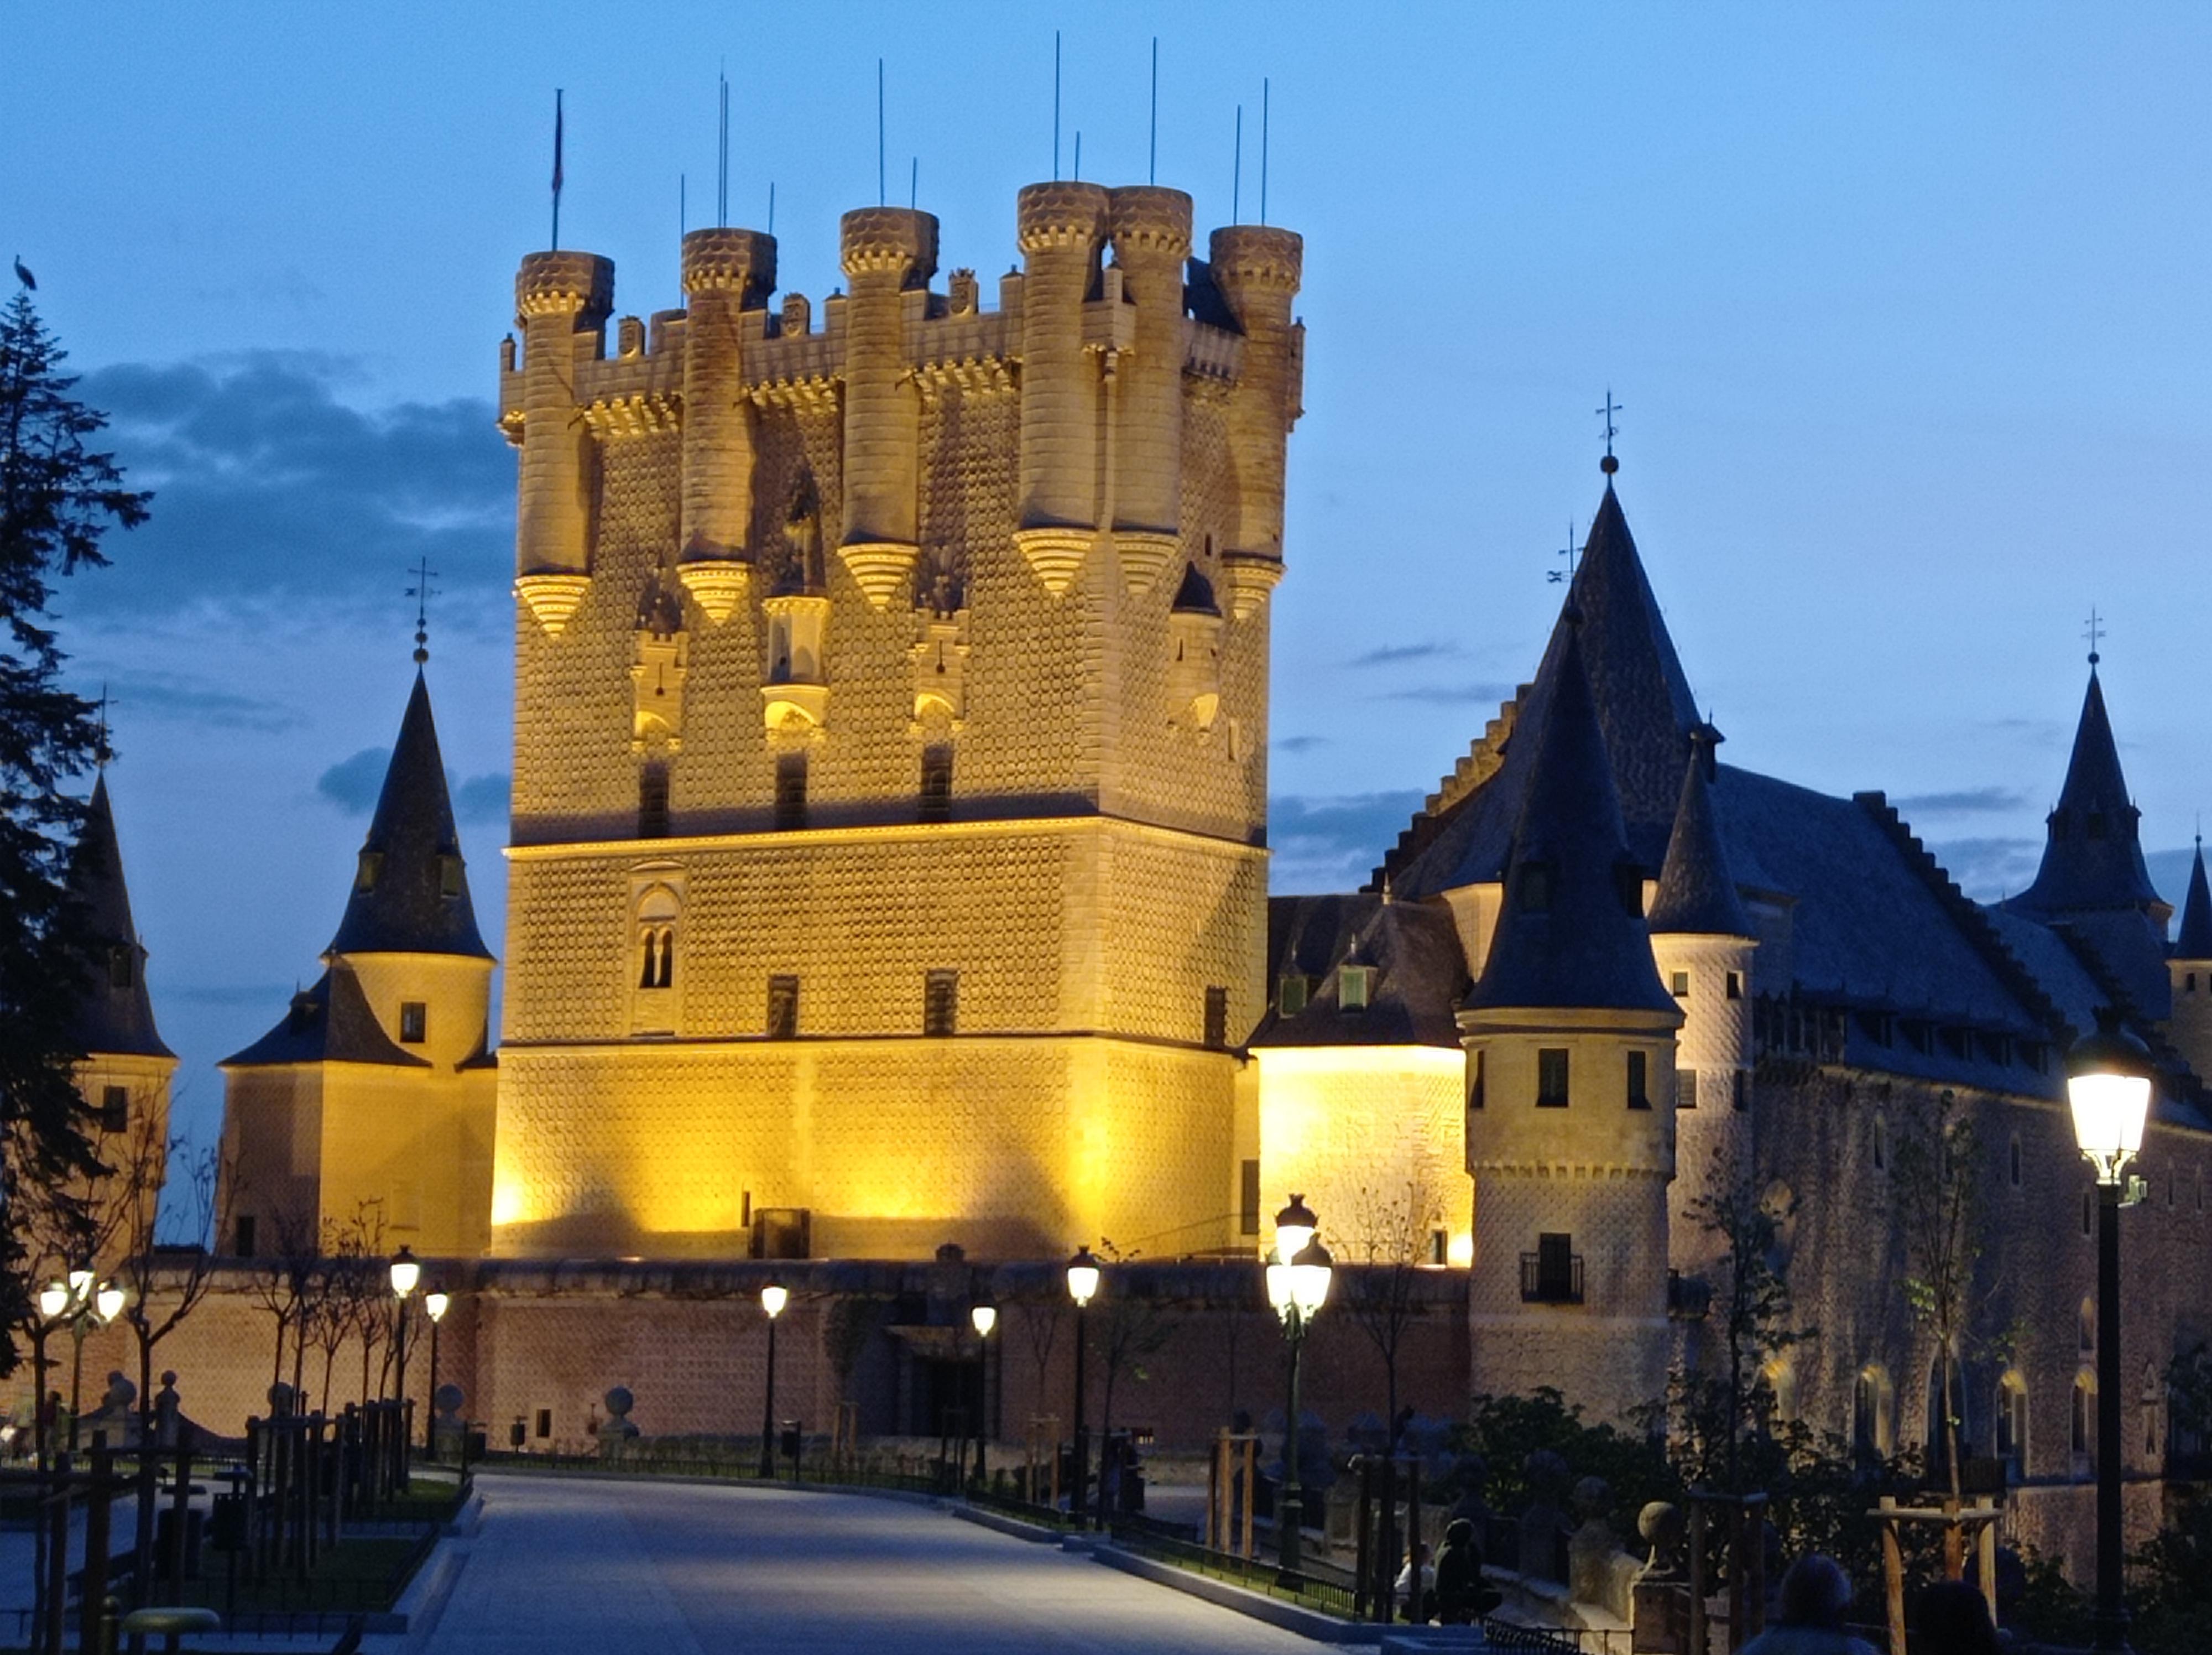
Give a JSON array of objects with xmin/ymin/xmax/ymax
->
[{"xmin": 153, "ymin": 1508, "xmax": 205, "ymax": 1580}]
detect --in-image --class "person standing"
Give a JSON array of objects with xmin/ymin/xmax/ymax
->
[{"xmin": 1738, "ymin": 1555, "xmax": 1879, "ymax": 1655}]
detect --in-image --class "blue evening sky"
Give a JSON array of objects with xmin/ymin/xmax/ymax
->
[{"xmin": 7, "ymin": 2, "xmax": 2210, "ymax": 1153}]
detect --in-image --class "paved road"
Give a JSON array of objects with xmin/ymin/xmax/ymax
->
[{"xmin": 419, "ymin": 1472, "xmax": 1321, "ymax": 1654}]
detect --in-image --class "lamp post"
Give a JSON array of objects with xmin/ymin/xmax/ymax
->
[
  {"xmin": 971, "ymin": 1303, "xmax": 997, "ymax": 1486},
  {"xmin": 423, "ymin": 1292, "xmax": 450, "ymax": 1458},
  {"xmin": 1266, "ymin": 1194, "xmax": 1332, "ymax": 1581},
  {"xmin": 55, "ymin": 1272, "xmax": 123, "ymax": 1451},
  {"xmin": 2067, "ymin": 1012, "xmax": 2153, "ymax": 1655},
  {"xmin": 389, "ymin": 1245, "xmax": 419, "ymax": 1484},
  {"xmin": 1066, "ymin": 1246, "xmax": 1100, "ymax": 1524},
  {"xmin": 759, "ymin": 1283, "xmax": 787, "ymax": 1478}
]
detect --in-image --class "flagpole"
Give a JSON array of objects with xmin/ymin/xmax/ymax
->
[{"xmin": 551, "ymin": 89, "xmax": 565, "ymax": 250}]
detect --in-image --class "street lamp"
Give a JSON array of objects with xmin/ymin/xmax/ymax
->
[
  {"xmin": 1066, "ymin": 1246, "xmax": 1101, "ymax": 1524},
  {"xmin": 423, "ymin": 1292, "xmax": 450, "ymax": 1457},
  {"xmin": 2067, "ymin": 1012, "xmax": 2153, "ymax": 1655},
  {"xmin": 1267, "ymin": 1194, "xmax": 1333, "ymax": 1581},
  {"xmin": 53, "ymin": 1273, "xmax": 122, "ymax": 1451},
  {"xmin": 971, "ymin": 1303, "xmax": 998, "ymax": 1486},
  {"xmin": 759, "ymin": 1283, "xmax": 788, "ymax": 1478}
]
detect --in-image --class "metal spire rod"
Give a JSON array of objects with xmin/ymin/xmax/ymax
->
[
  {"xmin": 878, "ymin": 59, "xmax": 886, "ymax": 207},
  {"xmin": 550, "ymin": 89, "xmax": 565, "ymax": 250},
  {"xmin": 1149, "ymin": 38, "xmax": 1159, "ymax": 185},
  {"xmin": 1053, "ymin": 31, "xmax": 1062, "ymax": 180},
  {"xmin": 1233, "ymin": 105, "xmax": 1241, "ymax": 223},
  {"xmin": 1260, "ymin": 78, "xmax": 1269, "ymax": 225}
]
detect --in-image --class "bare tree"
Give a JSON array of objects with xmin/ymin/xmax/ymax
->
[
  {"xmin": 1332, "ymin": 1173, "xmax": 1444, "ymax": 1453},
  {"xmin": 823, "ymin": 1295, "xmax": 885, "ymax": 1413},
  {"xmin": 1093, "ymin": 1243, "xmax": 1175, "ymax": 1510},
  {"xmin": 1893, "ymin": 1086, "xmax": 1993, "ymax": 1510},
  {"xmin": 305, "ymin": 1208, "xmax": 379, "ymax": 1412},
  {"xmin": 1020, "ymin": 1299, "xmax": 1063, "ymax": 1428},
  {"xmin": 244, "ymin": 1208, "xmax": 320, "ymax": 1393}
]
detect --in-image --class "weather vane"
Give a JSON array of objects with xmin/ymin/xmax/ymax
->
[
  {"xmin": 1549, "ymin": 521, "xmax": 1579, "ymax": 584},
  {"xmin": 2084, "ymin": 605, "xmax": 2104, "ymax": 668},
  {"xmin": 94, "ymin": 682, "xmax": 112, "ymax": 770},
  {"xmin": 407, "ymin": 557, "xmax": 441, "ymax": 665},
  {"xmin": 1597, "ymin": 388, "xmax": 1623, "ymax": 476}
]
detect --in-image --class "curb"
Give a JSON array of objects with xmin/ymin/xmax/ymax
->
[
  {"xmin": 950, "ymin": 1504, "xmax": 1063, "ymax": 1544},
  {"xmin": 1089, "ymin": 1543, "xmax": 1384, "ymax": 1644}
]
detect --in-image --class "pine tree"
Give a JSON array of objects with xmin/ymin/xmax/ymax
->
[{"xmin": 0, "ymin": 288, "xmax": 152, "ymax": 1362}]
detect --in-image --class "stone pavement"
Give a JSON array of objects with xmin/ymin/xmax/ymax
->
[{"xmin": 413, "ymin": 1471, "xmax": 1324, "ymax": 1654}]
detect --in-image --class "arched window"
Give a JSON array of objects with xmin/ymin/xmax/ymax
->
[
  {"xmin": 635, "ymin": 886, "xmax": 679, "ymax": 991},
  {"xmin": 1854, "ymin": 1365, "xmax": 1895, "ymax": 1459},
  {"xmin": 1762, "ymin": 1357, "xmax": 1797, "ymax": 1428},
  {"xmin": 1995, "ymin": 1371, "xmax": 2028, "ymax": 1480},
  {"xmin": 2079, "ymin": 1295, "xmax": 2096, "ymax": 1355},
  {"xmin": 2072, "ymin": 1371, "xmax": 2097, "ymax": 1479}
]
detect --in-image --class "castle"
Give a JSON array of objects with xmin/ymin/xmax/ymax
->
[{"xmin": 98, "ymin": 171, "xmax": 2206, "ymax": 1527}]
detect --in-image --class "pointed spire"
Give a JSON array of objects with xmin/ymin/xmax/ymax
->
[
  {"xmin": 1170, "ymin": 561, "xmax": 1222, "ymax": 616},
  {"xmin": 65, "ymin": 773, "xmax": 173, "ymax": 1059},
  {"xmin": 1467, "ymin": 628, "xmax": 1678, "ymax": 1015},
  {"xmin": 2178, "ymin": 839, "xmax": 2212, "ymax": 960},
  {"xmin": 2011, "ymin": 668, "xmax": 2161, "ymax": 915},
  {"xmin": 327, "ymin": 672, "xmax": 492, "ymax": 959},
  {"xmin": 1649, "ymin": 727, "xmax": 1754, "ymax": 938}
]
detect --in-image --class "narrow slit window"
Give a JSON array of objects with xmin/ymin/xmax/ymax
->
[
  {"xmin": 775, "ymin": 752, "xmax": 808, "ymax": 829},
  {"xmin": 766, "ymin": 976, "xmax": 799, "ymax": 1039},
  {"xmin": 1537, "ymin": 1048, "xmax": 1569, "ymax": 1107},
  {"xmin": 400, "ymin": 1001, "xmax": 427, "ymax": 1044},
  {"xmin": 919, "ymin": 743, "xmax": 953, "ymax": 823},
  {"xmin": 1626, "ymin": 1050, "xmax": 1650, "ymax": 1110},
  {"xmin": 1677, "ymin": 1069, "xmax": 1698, "ymax": 1111},
  {"xmin": 639, "ymin": 763, "xmax": 671, "ymax": 839},
  {"xmin": 1203, "ymin": 986, "xmax": 1229, "ymax": 1050},
  {"xmin": 924, "ymin": 970, "xmax": 959, "ymax": 1037},
  {"xmin": 1239, "ymin": 1160, "xmax": 1261, "ymax": 1236}
]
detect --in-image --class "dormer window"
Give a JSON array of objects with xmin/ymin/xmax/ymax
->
[
  {"xmin": 2086, "ymin": 812, "xmax": 2107, "ymax": 839},
  {"xmin": 1517, "ymin": 863, "xmax": 1553, "ymax": 913},
  {"xmin": 439, "ymin": 853, "xmax": 463, "ymax": 898},
  {"xmin": 1339, "ymin": 964, "xmax": 1374, "ymax": 1010},
  {"xmin": 1277, "ymin": 973, "xmax": 1310, "ymax": 1016},
  {"xmin": 107, "ymin": 946, "xmax": 134, "ymax": 991},
  {"xmin": 399, "ymin": 1001, "xmax": 427, "ymax": 1044},
  {"xmin": 354, "ymin": 851, "xmax": 383, "ymax": 893}
]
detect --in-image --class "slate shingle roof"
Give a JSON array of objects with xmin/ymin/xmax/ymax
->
[
  {"xmin": 1465, "ymin": 628, "xmax": 1679, "ymax": 1017},
  {"xmin": 220, "ymin": 967, "xmax": 429, "ymax": 1070},
  {"xmin": 64, "ymin": 774, "xmax": 173, "ymax": 1060},
  {"xmin": 1649, "ymin": 737, "xmax": 1753, "ymax": 938},
  {"xmin": 1252, "ymin": 894, "xmax": 1469, "ymax": 1049},
  {"xmin": 2009, "ymin": 671, "xmax": 2162, "ymax": 917},
  {"xmin": 2176, "ymin": 845, "xmax": 2212, "ymax": 960},
  {"xmin": 327, "ymin": 672, "xmax": 492, "ymax": 960}
]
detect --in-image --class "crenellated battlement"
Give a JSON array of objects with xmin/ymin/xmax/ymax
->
[{"xmin": 681, "ymin": 228, "xmax": 777, "ymax": 303}]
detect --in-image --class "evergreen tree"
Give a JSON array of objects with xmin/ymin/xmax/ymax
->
[{"xmin": 0, "ymin": 287, "xmax": 151, "ymax": 1362}]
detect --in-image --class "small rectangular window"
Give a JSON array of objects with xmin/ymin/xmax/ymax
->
[
  {"xmin": 1670, "ymin": 971, "xmax": 1690, "ymax": 997},
  {"xmin": 1428, "ymin": 1228, "xmax": 1449, "ymax": 1266},
  {"xmin": 1677, "ymin": 1069, "xmax": 1698, "ymax": 1111},
  {"xmin": 775, "ymin": 752, "xmax": 808, "ymax": 830},
  {"xmin": 1732, "ymin": 1070, "xmax": 1749, "ymax": 1112},
  {"xmin": 108, "ymin": 947, "xmax": 134, "ymax": 990},
  {"xmin": 536, "ymin": 1408, "xmax": 554, "ymax": 1440},
  {"xmin": 1470, "ymin": 1050, "xmax": 1485, "ymax": 1110},
  {"xmin": 1725, "ymin": 971, "xmax": 1742, "ymax": 1000},
  {"xmin": 1339, "ymin": 965, "xmax": 1373, "ymax": 1010},
  {"xmin": 439, "ymin": 853, "xmax": 464, "ymax": 897},
  {"xmin": 924, "ymin": 970, "xmax": 959, "ymax": 1037},
  {"xmin": 1204, "ymin": 986, "xmax": 1229, "ymax": 1049},
  {"xmin": 639, "ymin": 764, "xmax": 671, "ymax": 839},
  {"xmin": 234, "ymin": 1215, "xmax": 257, "ymax": 1258},
  {"xmin": 766, "ymin": 976, "xmax": 799, "ymax": 1039},
  {"xmin": 919, "ymin": 744, "xmax": 953, "ymax": 824},
  {"xmin": 1277, "ymin": 973, "xmax": 1308, "ymax": 1016},
  {"xmin": 1535, "ymin": 1232, "xmax": 1578, "ymax": 1301},
  {"xmin": 98, "ymin": 1084, "xmax": 129, "ymax": 1133},
  {"xmin": 1537, "ymin": 1048, "xmax": 1569, "ymax": 1107},
  {"xmin": 1239, "ymin": 1160, "xmax": 1261, "ymax": 1236},
  {"xmin": 1627, "ymin": 1050, "xmax": 1650, "ymax": 1110},
  {"xmin": 354, "ymin": 851, "xmax": 382, "ymax": 893},
  {"xmin": 399, "ymin": 1001, "xmax": 427, "ymax": 1044}
]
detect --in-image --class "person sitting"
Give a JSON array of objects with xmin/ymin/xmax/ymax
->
[
  {"xmin": 1395, "ymin": 1540, "xmax": 1436, "ymax": 1622},
  {"xmin": 1739, "ymin": 1555, "xmax": 1878, "ymax": 1655},
  {"xmin": 1912, "ymin": 1579, "xmax": 2000, "ymax": 1655},
  {"xmin": 1433, "ymin": 1517, "xmax": 1503, "ymax": 1623}
]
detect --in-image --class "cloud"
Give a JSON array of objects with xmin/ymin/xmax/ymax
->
[
  {"xmin": 1927, "ymin": 836, "xmax": 2043, "ymax": 902},
  {"xmin": 71, "ymin": 354, "xmax": 512, "ymax": 617},
  {"xmin": 1372, "ymin": 681, "xmax": 1516, "ymax": 706},
  {"xmin": 316, "ymin": 747, "xmax": 509, "ymax": 824},
  {"xmin": 1891, "ymin": 787, "xmax": 2028, "ymax": 816},
  {"xmin": 1269, "ymin": 790, "xmax": 1428, "ymax": 893},
  {"xmin": 1275, "ymin": 735, "xmax": 1330, "ymax": 754},
  {"xmin": 90, "ymin": 669, "xmax": 304, "ymax": 735},
  {"xmin": 1348, "ymin": 642, "xmax": 1459, "ymax": 669}
]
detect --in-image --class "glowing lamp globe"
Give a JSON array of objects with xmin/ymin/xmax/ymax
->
[
  {"xmin": 970, "ymin": 1304, "xmax": 998, "ymax": 1338},
  {"xmin": 760, "ymin": 1283, "xmax": 789, "ymax": 1318},
  {"xmin": 425, "ymin": 1292, "xmax": 451, "ymax": 1324},
  {"xmin": 95, "ymin": 1284, "xmax": 126, "ymax": 1323},
  {"xmin": 2066, "ymin": 1015, "xmax": 2153, "ymax": 1184},
  {"xmin": 66, "ymin": 1269, "xmax": 93, "ymax": 1300},
  {"xmin": 1288, "ymin": 1238, "xmax": 1334, "ymax": 1319},
  {"xmin": 389, "ymin": 1246, "xmax": 420, "ymax": 1297},
  {"xmin": 38, "ymin": 1283, "xmax": 69, "ymax": 1319},
  {"xmin": 1066, "ymin": 1246, "xmax": 1102, "ymax": 1308},
  {"xmin": 1272, "ymin": 1193, "xmax": 1318, "ymax": 1263}
]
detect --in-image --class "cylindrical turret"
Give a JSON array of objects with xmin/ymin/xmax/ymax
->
[
  {"xmin": 837, "ymin": 207, "xmax": 936, "ymax": 607},
  {"xmin": 1652, "ymin": 934, "xmax": 1756, "ymax": 1273},
  {"xmin": 514, "ymin": 251, "xmax": 614, "ymax": 634},
  {"xmin": 1208, "ymin": 226, "xmax": 1302, "ymax": 618},
  {"xmin": 1107, "ymin": 187, "xmax": 1192, "ymax": 593},
  {"xmin": 679, "ymin": 229, "xmax": 776, "ymax": 624},
  {"xmin": 1014, "ymin": 182, "xmax": 1110, "ymax": 595}
]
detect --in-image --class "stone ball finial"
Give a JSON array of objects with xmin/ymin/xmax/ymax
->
[
  {"xmin": 1636, "ymin": 1501, "xmax": 1687, "ymax": 1582},
  {"xmin": 434, "ymin": 1383, "xmax": 466, "ymax": 1421},
  {"xmin": 1572, "ymin": 1475, "xmax": 1611, "ymax": 1522},
  {"xmin": 682, "ymin": 228, "xmax": 778, "ymax": 305},
  {"xmin": 1016, "ymin": 181, "xmax": 1111, "ymax": 254},
  {"xmin": 604, "ymin": 1386, "xmax": 635, "ymax": 1419},
  {"xmin": 160, "ymin": 1371, "xmax": 178, "ymax": 1391},
  {"xmin": 839, "ymin": 207, "xmax": 939, "ymax": 285}
]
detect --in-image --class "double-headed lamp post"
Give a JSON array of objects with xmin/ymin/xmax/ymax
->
[
  {"xmin": 47, "ymin": 1272, "xmax": 124, "ymax": 1451},
  {"xmin": 390, "ymin": 1247, "xmax": 420, "ymax": 1479},
  {"xmin": 970, "ymin": 1303, "xmax": 998, "ymax": 1486},
  {"xmin": 423, "ymin": 1291, "xmax": 450, "ymax": 1456},
  {"xmin": 1266, "ymin": 1194, "xmax": 1333, "ymax": 1581},
  {"xmin": 759, "ymin": 1283, "xmax": 788, "ymax": 1477},
  {"xmin": 2067, "ymin": 1012, "xmax": 2154, "ymax": 1655},
  {"xmin": 1066, "ymin": 1246, "xmax": 1101, "ymax": 1524}
]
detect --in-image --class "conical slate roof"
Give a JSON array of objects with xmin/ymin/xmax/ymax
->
[
  {"xmin": 327, "ymin": 673, "xmax": 492, "ymax": 959},
  {"xmin": 64, "ymin": 774, "xmax": 173, "ymax": 1059},
  {"xmin": 1465, "ymin": 628, "xmax": 1679, "ymax": 1016},
  {"xmin": 2010, "ymin": 670, "xmax": 2161, "ymax": 916},
  {"xmin": 1650, "ymin": 733, "xmax": 1754, "ymax": 938},
  {"xmin": 2178, "ymin": 844, "xmax": 2212, "ymax": 960},
  {"xmin": 1389, "ymin": 481, "xmax": 1700, "ymax": 897},
  {"xmin": 221, "ymin": 967, "xmax": 430, "ymax": 1069},
  {"xmin": 1170, "ymin": 562, "xmax": 1222, "ymax": 616}
]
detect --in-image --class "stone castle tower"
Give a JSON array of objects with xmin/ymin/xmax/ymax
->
[{"xmin": 489, "ymin": 183, "xmax": 1303, "ymax": 1260}]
